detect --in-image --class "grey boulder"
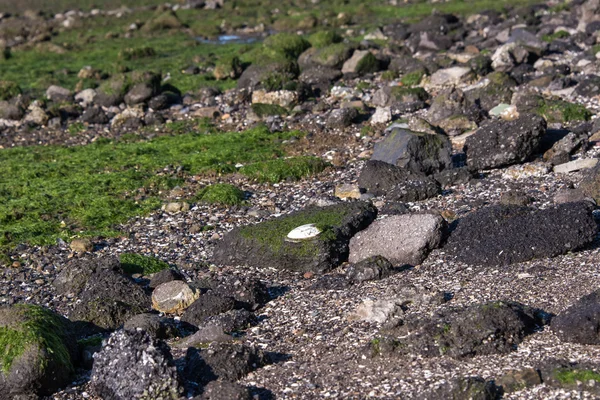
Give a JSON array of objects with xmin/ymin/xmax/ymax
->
[{"xmin": 349, "ymin": 214, "xmax": 445, "ymax": 266}]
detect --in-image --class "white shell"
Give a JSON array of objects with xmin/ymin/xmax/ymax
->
[{"xmin": 286, "ymin": 224, "xmax": 321, "ymax": 241}]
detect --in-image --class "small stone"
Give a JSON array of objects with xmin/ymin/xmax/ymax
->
[
  {"xmin": 429, "ymin": 66, "xmax": 473, "ymax": 86},
  {"xmin": 303, "ymin": 271, "xmax": 314, "ymax": 279},
  {"xmin": 347, "ymin": 299, "xmax": 402, "ymax": 323},
  {"xmin": 162, "ymin": 202, "xmax": 190, "ymax": 213},
  {"xmin": 370, "ymin": 107, "xmax": 392, "ymax": 125},
  {"xmin": 251, "ymin": 90, "xmax": 297, "ymax": 108},
  {"xmin": 334, "ymin": 183, "xmax": 361, "ymax": 199},
  {"xmin": 151, "ymin": 280, "xmax": 200, "ymax": 314},
  {"xmin": 70, "ymin": 238, "xmax": 93, "ymax": 253},
  {"xmin": 554, "ymin": 159, "xmax": 598, "ymax": 174}
]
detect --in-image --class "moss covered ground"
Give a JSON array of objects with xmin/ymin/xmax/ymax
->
[
  {"xmin": 0, "ymin": 123, "xmax": 316, "ymax": 257},
  {"xmin": 120, "ymin": 253, "xmax": 171, "ymax": 274}
]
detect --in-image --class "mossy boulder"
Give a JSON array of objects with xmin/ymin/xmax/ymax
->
[
  {"xmin": 118, "ymin": 46, "xmax": 156, "ymax": 61},
  {"xmin": 95, "ymin": 71, "xmax": 161, "ymax": 107},
  {"xmin": 263, "ymin": 33, "xmax": 311, "ymax": 59},
  {"xmin": 309, "ymin": 30, "xmax": 342, "ymax": 48},
  {"xmin": 141, "ymin": 10, "xmax": 183, "ymax": 32},
  {"xmin": 464, "ymin": 71, "xmax": 516, "ymax": 111},
  {"xmin": 0, "ymin": 304, "xmax": 77, "ymax": 398},
  {"xmin": 212, "ymin": 202, "xmax": 377, "ymax": 273},
  {"xmin": 0, "ymin": 81, "xmax": 21, "ymax": 101},
  {"xmin": 213, "ymin": 56, "xmax": 243, "ymax": 80},
  {"xmin": 301, "ymin": 43, "xmax": 354, "ymax": 69},
  {"xmin": 237, "ymin": 55, "xmax": 299, "ymax": 91}
]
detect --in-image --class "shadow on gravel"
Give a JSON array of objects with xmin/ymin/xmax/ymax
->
[
  {"xmin": 249, "ymin": 386, "xmax": 276, "ymax": 400},
  {"xmin": 266, "ymin": 351, "xmax": 292, "ymax": 364},
  {"xmin": 268, "ymin": 285, "xmax": 291, "ymax": 301}
]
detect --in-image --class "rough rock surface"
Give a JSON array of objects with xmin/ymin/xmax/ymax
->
[
  {"xmin": 371, "ymin": 127, "xmax": 452, "ymax": 175},
  {"xmin": 349, "ymin": 214, "xmax": 446, "ymax": 266},
  {"xmin": 212, "ymin": 202, "xmax": 377, "ymax": 273},
  {"xmin": 0, "ymin": 305, "xmax": 76, "ymax": 398},
  {"xmin": 358, "ymin": 160, "xmax": 441, "ymax": 201},
  {"xmin": 91, "ymin": 330, "xmax": 182, "ymax": 400},
  {"xmin": 465, "ymin": 114, "xmax": 547, "ymax": 170},
  {"xmin": 551, "ymin": 288, "xmax": 600, "ymax": 345},
  {"xmin": 445, "ymin": 202, "xmax": 597, "ymax": 266},
  {"xmin": 374, "ymin": 301, "xmax": 547, "ymax": 359}
]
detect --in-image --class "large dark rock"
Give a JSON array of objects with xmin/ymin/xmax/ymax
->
[
  {"xmin": 184, "ymin": 343, "xmax": 269, "ymax": 386},
  {"xmin": 464, "ymin": 71, "xmax": 517, "ymax": 111},
  {"xmin": 444, "ymin": 202, "xmax": 597, "ymax": 266},
  {"xmin": 123, "ymin": 313, "xmax": 178, "ymax": 339},
  {"xmin": 577, "ymin": 163, "xmax": 600, "ymax": 204},
  {"xmin": 0, "ymin": 305, "xmax": 77, "ymax": 399},
  {"xmin": 181, "ymin": 294, "xmax": 236, "ymax": 328},
  {"xmin": 371, "ymin": 127, "xmax": 452, "ymax": 175},
  {"xmin": 551, "ymin": 289, "xmax": 600, "ymax": 345},
  {"xmin": 53, "ymin": 256, "xmax": 122, "ymax": 296},
  {"xmin": 81, "ymin": 106, "xmax": 109, "ymax": 125},
  {"xmin": 373, "ymin": 301, "xmax": 547, "ymax": 359},
  {"xmin": 358, "ymin": 160, "xmax": 441, "ymax": 201},
  {"xmin": 465, "ymin": 114, "xmax": 547, "ymax": 170},
  {"xmin": 212, "ymin": 202, "xmax": 377, "ymax": 273},
  {"xmin": 70, "ymin": 268, "xmax": 151, "ymax": 330},
  {"xmin": 194, "ymin": 380, "xmax": 252, "ymax": 400},
  {"xmin": 91, "ymin": 330, "xmax": 182, "ymax": 400}
]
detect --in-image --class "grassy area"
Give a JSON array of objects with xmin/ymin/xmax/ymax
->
[
  {"xmin": 0, "ymin": 122, "xmax": 317, "ymax": 257},
  {"xmin": 0, "ymin": 0, "xmax": 168, "ymax": 14},
  {"xmin": 1, "ymin": 0, "xmax": 548, "ymax": 96}
]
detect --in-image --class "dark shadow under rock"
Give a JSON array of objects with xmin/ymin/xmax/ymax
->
[{"xmin": 444, "ymin": 201, "xmax": 597, "ymax": 266}]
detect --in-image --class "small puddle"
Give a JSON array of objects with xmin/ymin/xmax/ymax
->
[{"xmin": 196, "ymin": 34, "xmax": 263, "ymax": 45}]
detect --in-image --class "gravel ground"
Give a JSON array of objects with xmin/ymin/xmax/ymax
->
[{"xmin": 3, "ymin": 134, "xmax": 600, "ymax": 399}]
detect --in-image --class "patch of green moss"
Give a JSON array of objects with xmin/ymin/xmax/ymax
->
[
  {"xmin": 536, "ymin": 98, "xmax": 592, "ymax": 123},
  {"xmin": 251, "ymin": 103, "xmax": 289, "ymax": 117},
  {"xmin": 195, "ymin": 183, "xmax": 245, "ymax": 206},
  {"xmin": 120, "ymin": 253, "xmax": 170, "ymax": 274},
  {"xmin": 314, "ymin": 43, "xmax": 352, "ymax": 66},
  {"xmin": 308, "ymin": 30, "xmax": 342, "ymax": 48},
  {"xmin": 381, "ymin": 70, "xmax": 398, "ymax": 81},
  {"xmin": 142, "ymin": 10, "xmax": 183, "ymax": 32},
  {"xmin": 213, "ymin": 56, "xmax": 242, "ymax": 80},
  {"xmin": 0, "ymin": 80, "xmax": 21, "ymax": 101},
  {"xmin": 68, "ymin": 122, "xmax": 86, "ymax": 135},
  {"xmin": 542, "ymin": 30, "xmax": 570, "ymax": 43},
  {"xmin": 355, "ymin": 52, "xmax": 380, "ymax": 74},
  {"xmin": 0, "ymin": 304, "xmax": 73, "ymax": 375},
  {"xmin": 400, "ymin": 70, "xmax": 424, "ymax": 86},
  {"xmin": 0, "ymin": 124, "xmax": 305, "ymax": 255},
  {"xmin": 239, "ymin": 157, "xmax": 328, "ymax": 183},
  {"xmin": 77, "ymin": 335, "xmax": 103, "ymax": 348},
  {"xmin": 554, "ymin": 368, "xmax": 600, "ymax": 385},
  {"xmin": 239, "ymin": 204, "xmax": 355, "ymax": 257},
  {"xmin": 263, "ymin": 33, "xmax": 311, "ymax": 59},
  {"xmin": 390, "ymin": 86, "xmax": 429, "ymax": 102},
  {"xmin": 356, "ymin": 81, "xmax": 371, "ymax": 91}
]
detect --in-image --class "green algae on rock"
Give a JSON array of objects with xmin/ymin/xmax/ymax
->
[
  {"xmin": 0, "ymin": 304, "xmax": 76, "ymax": 397},
  {"xmin": 212, "ymin": 202, "xmax": 377, "ymax": 273},
  {"xmin": 120, "ymin": 253, "xmax": 171, "ymax": 275}
]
